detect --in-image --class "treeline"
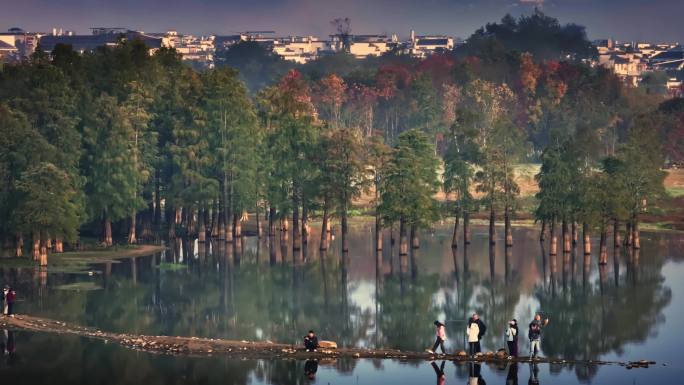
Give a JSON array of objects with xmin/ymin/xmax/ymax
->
[{"xmin": 0, "ymin": 13, "xmax": 681, "ymax": 263}]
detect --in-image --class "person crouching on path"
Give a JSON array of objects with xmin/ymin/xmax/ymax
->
[
  {"xmin": 505, "ymin": 319, "xmax": 518, "ymax": 357},
  {"xmin": 467, "ymin": 313, "xmax": 486, "ymax": 356},
  {"xmin": 304, "ymin": 330, "xmax": 319, "ymax": 352},
  {"xmin": 528, "ymin": 314, "xmax": 549, "ymax": 358},
  {"xmin": 428, "ymin": 320, "xmax": 447, "ymax": 354}
]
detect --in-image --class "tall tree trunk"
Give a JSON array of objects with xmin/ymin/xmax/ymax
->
[
  {"xmin": 268, "ymin": 206, "xmax": 276, "ymax": 236},
  {"xmin": 320, "ymin": 203, "xmax": 329, "ymax": 251},
  {"xmin": 39, "ymin": 232, "xmax": 48, "ymax": 267},
  {"xmin": 632, "ymin": 215, "xmax": 640, "ymax": 249},
  {"xmin": 613, "ymin": 218, "xmax": 620, "ymax": 248},
  {"xmin": 539, "ymin": 219, "xmax": 546, "ymax": 242},
  {"xmin": 104, "ymin": 216, "xmax": 113, "ymax": 247},
  {"xmin": 451, "ymin": 211, "xmax": 460, "ymax": 248},
  {"xmin": 256, "ymin": 204, "xmax": 263, "ymax": 238},
  {"xmin": 55, "ymin": 238, "xmax": 63, "ymax": 253},
  {"xmin": 625, "ymin": 221, "xmax": 633, "ymax": 247},
  {"xmin": 301, "ymin": 203, "xmax": 309, "ymax": 245},
  {"xmin": 549, "ymin": 219, "xmax": 558, "ymax": 256},
  {"xmin": 375, "ymin": 211, "xmax": 383, "ymax": 251},
  {"xmin": 489, "ymin": 206, "xmax": 496, "ymax": 245},
  {"xmin": 14, "ymin": 234, "xmax": 23, "ymax": 258},
  {"xmin": 211, "ymin": 200, "xmax": 219, "ymax": 237},
  {"xmin": 399, "ymin": 217, "xmax": 408, "ymax": 255},
  {"xmin": 410, "ymin": 224, "xmax": 419, "ymax": 249},
  {"xmin": 504, "ymin": 206, "xmax": 513, "ymax": 247},
  {"xmin": 233, "ymin": 213, "xmax": 241, "ymax": 239},
  {"xmin": 562, "ymin": 219, "xmax": 570, "ymax": 253},
  {"xmin": 571, "ymin": 221, "xmax": 578, "ymax": 246},
  {"xmin": 341, "ymin": 209, "xmax": 349, "ymax": 252},
  {"xmin": 198, "ymin": 208, "xmax": 207, "ymax": 243},
  {"xmin": 32, "ymin": 232, "xmax": 40, "ymax": 260},
  {"xmin": 292, "ymin": 201, "xmax": 301, "ymax": 251},
  {"xmin": 463, "ymin": 210, "xmax": 471, "ymax": 245},
  {"xmin": 127, "ymin": 212, "xmax": 137, "ymax": 244},
  {"xmin": 582, "ymin": 222, "xmax": 591, "ymax": 255},
  {"xmin": 225, "ymin": 207, "xmax": 234, "ymax": 243},
  {"xmin": 154, "ymin": 172, "xmax": 161, "ymax": 229},
  {"xmin": 599, "ymin": 223, "xmax": 608, "ymax": 265}
]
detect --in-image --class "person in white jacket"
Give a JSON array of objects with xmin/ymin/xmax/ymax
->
[{"xmin": 466, "ymin": 313, "xmax": 486, "ymax": 356}]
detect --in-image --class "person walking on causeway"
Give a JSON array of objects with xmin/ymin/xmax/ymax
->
[{"xmin": 428, "ymin": 320, "xmax": 447, "ymax": 354}]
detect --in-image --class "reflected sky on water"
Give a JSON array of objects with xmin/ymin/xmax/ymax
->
[{"xmin": 1, "ymin": 222, "xmax": 683, "ymax": 384}]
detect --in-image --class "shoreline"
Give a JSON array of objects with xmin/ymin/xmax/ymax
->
[{"xmin": 0, "ymin": 315, "xmax": 654, "ymax": 369}]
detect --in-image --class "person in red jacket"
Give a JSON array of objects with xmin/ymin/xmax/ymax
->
[{"xmin": 6, "ymin": 288, "xmax": 16, "ymax": 317}]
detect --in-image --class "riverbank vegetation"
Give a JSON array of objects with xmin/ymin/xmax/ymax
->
[{"xmin": 1, "ymin": 11, "xmax": 682, "ymax": 263}]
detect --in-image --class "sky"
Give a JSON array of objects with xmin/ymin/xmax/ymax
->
[{"xmin": 1, "ymin": 0, "xmax": 683, "ymax": 43}]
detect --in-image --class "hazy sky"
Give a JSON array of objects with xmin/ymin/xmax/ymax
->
[{"xmin": 2, "ymin": 0, "xmax": 683, "ymax": 42}]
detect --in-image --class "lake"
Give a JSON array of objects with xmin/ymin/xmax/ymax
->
[{"xmin": 1, "ymin": 222, "xmax": 683, "ymax": 384}]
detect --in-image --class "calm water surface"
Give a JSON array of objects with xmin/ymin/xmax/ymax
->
[{"xmin": 1, "ymin": 223, "xmax": 683, "ymax": 384}]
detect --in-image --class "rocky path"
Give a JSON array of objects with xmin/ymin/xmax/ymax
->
[{"xmin": 0, "ymin": 315, "xmax": 655, "ymax": 369}]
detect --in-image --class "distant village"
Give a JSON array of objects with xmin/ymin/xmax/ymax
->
[{"xmin": 1, "ymin": 26, "xmax": 682, "ymax": 97}]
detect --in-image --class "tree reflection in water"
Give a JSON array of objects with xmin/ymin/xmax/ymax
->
[{"xmin": 0, "ymin": 225, "xmax": 679, "ymax": 383}]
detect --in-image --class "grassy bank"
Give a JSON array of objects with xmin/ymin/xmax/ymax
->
[{"xmin": 0, "ymin": 244, "xmax": 166, "ymax": 270}]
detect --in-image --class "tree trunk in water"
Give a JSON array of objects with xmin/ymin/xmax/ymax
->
[
  {"xmin": 39, "ymin": 233, "xmax": 48, "ymax": 267},
  {"xmin": 15, "ymin": 234, "xmax": 23, "ymax": 258},
  {"xmin": 539, "ymin": 220, "xmax": 546, "ymax": 242},
  {"xmin": 211, "ymin": 201, "xmax": 219, "ymax": 238},
  {"xmin": 599, "ymin": 224, "xmax": 608, "ymax": 265},
  {"xmin": 128, "ymin": 212, "xmax": 137, "ymax": 244},
  {"xmin": 301, "ymin": 204, "xmax": 309, "ymax": 244},
  {"xmin": 341, "ymin": 210, "xmax": 348, "ymax": 252},
  {"xmin": 451, "ymin": 213, "xmax": 460, "ymax": 248},
  {"xmin": 632, "ymin": 216, "xmax": 640, "ymax": 249},
  {"xmin": 55, "ymin": 238, "xmax": 63, "ymax": 253},
  {"xmin": 375, "ymin": 212, "xmax": 383, "ymax": 251},
  {"xmin": 572, "ymin": 222, "xmax": 578, "ymax": 246},
  {"xmin": 464, "ymin": 211, "xmax": 471, "ymax": 244},
  {"xmin": 411, "ymin": 224, "xmax": 419, "ymax": 249},
  {"xmin": 549, "ymin": 220, "xmax": 558, "ymax": 256},
  {"xmin": 233, "ymin": 213, "xmax": 241, "ymax": 239},
  {"xmin": 218, "ymin": 212, "xmax": 225, "ymax": 240},
  {"xmin": 292, "ymin": 204, "xmax": 301, "ymax": 251},
  {"xmin": 489, "ymin": 207, "xmax": 496, "ymax": 245},
  {"xmin": 504, "ymin": 207, "xmax": 513, "ymax": 247},
  {"xmin": 624, "ymin": 221, "xmax": 633, "ymax": 247},
  {"xmin": 225, "ymin": 208, "xmax": 234, "ymax": 243},
  {"xmin": 562, "ymin": 219, "xmax": 570, "ymax": 253},
  {"xmin": 256, "ymin": 205, "xmax": 262, "ymax": 238},
  {"xmin": 399, "ymin": 218, "xmax": 408, "ymax": 255},
  {"xmin": 32, "ymin": 232, "xmax": 40, "ymax": 260},
  {"xmin": 268, "ymin": 206, "xmax": 276, "ymax": 237},
  {"xmin": 613, "ymin": 219, "xmax": 620, "ymax": 248},
  {"xmin": 282, "ymin": 216, "xmax": 289, "ymax": 231},
  {"xmin": 582, "ymin": 222, "xmax": 591, "ymax": 255},
  {"xmin": 320, "ymin": 204, "xmax": 329, "ymax": 251},
  {"xmin": 198, "ymin": 208, "xmax": 206, "ymax": 243},
  {"xmin": 104, "ymin": 216, "xmax": 113, "ymax": 247}
]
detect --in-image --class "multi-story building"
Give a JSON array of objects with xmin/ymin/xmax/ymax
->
[
  {"xmin": 150, "ymin": 30, "xmax": 215, "ymax": 68},
  {"xmin": 39, "ymin": 28, "xmax": 164, "ymax": 54},
  {"xmin": 0, "ymin": 27, "xmax": 43, "ymax": 60},
  {"xmin": 272, "ymin": 36, "xmax": 328, "ymax": 63},
  {"xmin": 408, "ymin": 30, "xmax": 455, "ymax": 58}
]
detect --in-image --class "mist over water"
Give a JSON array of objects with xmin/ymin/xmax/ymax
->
[{"xmin": 1, "ymin": 223, "xmax": 683, "ymax": 384}]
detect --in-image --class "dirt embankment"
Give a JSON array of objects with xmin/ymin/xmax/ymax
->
[{"xmin": 0, "ymin": 315, "xmax": 655, "ymax": 369}]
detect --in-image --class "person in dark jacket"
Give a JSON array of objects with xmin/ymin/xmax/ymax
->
[
  {"xmin": 467, "ymin": 313, "xmax": 487, "ymax": 355},
  {"xmin": 528, "ymin": 314, "xmax": 548, "ymax": 358},
  {"xmin": 304, "ymin": 330, "xmax": 319, "ymax": 352}
]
